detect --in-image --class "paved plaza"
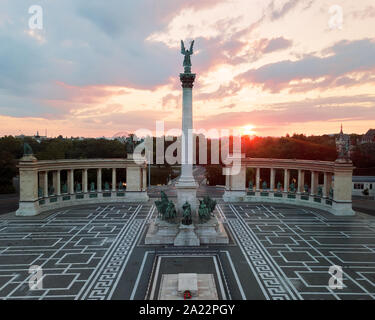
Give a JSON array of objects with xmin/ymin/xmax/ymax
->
[{"xmin": 0, "ymin": 202, "xmax": 375, "ymax": 300}]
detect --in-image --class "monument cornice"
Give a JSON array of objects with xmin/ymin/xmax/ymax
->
[
  {"xmin": 17, "ymin": 158, "xmax": 147, "ymax": 170},
  {"xmin": 237, "ymin": 157, "xmax": 339, "ymax": 173}
]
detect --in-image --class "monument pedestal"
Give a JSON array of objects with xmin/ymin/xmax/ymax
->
[
  {"xmin": 195, "ymin": 216, "xmax": 229, "ymax": 244},
  {"xmin": 174, "ymin": 223, "xmax": 200, "ymax": 246},
  {"xmin": 145, "ymin": 219, "xmax": 178, "ymax": 245},
  {"xmin": 145, "ymin": 213, "xmax": 229, "ymax": 246}
]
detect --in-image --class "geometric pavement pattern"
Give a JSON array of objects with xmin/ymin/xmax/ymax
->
[
  {"xmin": 0, "ymin": 203, "xmax": 153, "ymax": 300},
  {"xmin": 221, "ymin": 203, "xmax": 375, "ymax": 300},
  {"xmin": 0, "ymin": 202, "xmax": 375, "ymax": 299}
]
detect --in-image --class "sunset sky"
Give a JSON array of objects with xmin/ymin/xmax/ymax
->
[{"xmin": 0, "ymin": 0, "xmax": 375, "ymax": 138}]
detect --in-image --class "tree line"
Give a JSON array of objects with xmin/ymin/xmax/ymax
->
[{"xmin": 0, "ymin": 133, "xmax": 374, "ymax": 193}]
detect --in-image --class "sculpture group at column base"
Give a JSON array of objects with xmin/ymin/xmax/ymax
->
[{"xmin": 145, "ymin": 215, "xmax": 229, "ymax": 246}]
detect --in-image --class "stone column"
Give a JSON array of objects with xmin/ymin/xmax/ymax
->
[
  {"xmin": 270, "ymin": 168, "xmax": 275, "ymax": 191},
  {"xmin": 68, "ymin": 169, "xmax": 74, "ymax": 194},
  {"xmin": 112, "ymin": 168, "xmax": 117, "ymax": 192},
  {"xmin": 256, "ymin": 167, "xmax": 260, "ymax": 191},
  {"xmin": 297, "ymin": 169, "xmax": 304, "ymax": 193},
  {"xmin": 284, "ymin": 169, "xmax": 289, "ymax": 192},
  {"xmin": 82, "ymin": 169, "xmax": 88, "ymax": 193},
  {"xmin": 225, "ymin": 173, "xmax": 230, "ymax": 191},
  {"xmin": 56, "ymin": 170, "xmax": 61, "ymax": 196},
  {"xmin": 97, "ymin": 168, "xmax": 102, "ymax": 192},
  {"xmin": 175, "ymin": 70, "xmax": 197, "ymax": 213},
  {"xmin": 179, "ymin": 72, "xmax": 196, "ymax": 183},
  {"xmin": 142, "ymin": 167, "xmax": 147, "ymax": 191},
  {"xmin": 43, "ymin": 171, "xmax": 48, "ymax": 197},
  {"xmin": 323, "ymin": 172, "xmax": 328, "ymax": 197},
  {"xmin": 311, "ymin": 171, "xmax": 318, "ymax": 196}
]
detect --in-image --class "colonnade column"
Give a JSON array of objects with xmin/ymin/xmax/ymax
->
[
  {"xmin": 112, "ymin": 168, "xmax": 116, "ymax": 192},
  {"xmin": 284, "ymin": 169, "xmax": 289, "ymax": 192},
  {"xmin": 56, "ymin": 170, "xmax": 61, "ymax": 196},
  {"xmin": 270, "ymin": 168, "xmax": 275, "ymax": 191},
  {"xmin": 311, "ymin": 171, "xmax": 318, "ymax": 196},
  {"xmin": 256, "ymin": 168, "xmax": 260, "ymax": 191},
  {"xmin": 68, "ymin": 169, "xmax": 74, "ymax": 194},
  {"xmin": 82, "ymin": 169, "xmax": 88, "ymax": 193},
  {"xmin": 43, "ymin": 171, "xmax": 48, "ymax": 197},
  {"xmin": 97, "ymin": 168, "xmax": 102, "ymax": 192},
  {"xmin": 323, "ymin": 172, "xmax": 328, "ymax": 197}
]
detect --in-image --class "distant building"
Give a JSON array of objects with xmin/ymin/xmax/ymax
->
[
  {"xmin": 15, "ymin": 131, "xmax": 48, "ymax": 143},
  {"xmin": 360, "ymin": 129, "xmax": 375, "ymax": 144},
  {"xmin": 34, "ymin": 131, "xmax": 48, "ymax": 143},
  {"xmin": 352, "ymin": 176, "xmax": 375, "ymax": 197}
]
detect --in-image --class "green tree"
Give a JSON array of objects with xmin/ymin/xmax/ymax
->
[{"xmin": 0, "ymin": 151, "xmax": 17, "ymax": 193}]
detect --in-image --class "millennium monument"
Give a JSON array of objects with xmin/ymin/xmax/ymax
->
[
  {"xmin": 145, "ymin": 40, "xmax": 229, "ymax": 246},
  {"xmin": 176, "ymin": 40, "xmax": 198, "ymax": 214}
]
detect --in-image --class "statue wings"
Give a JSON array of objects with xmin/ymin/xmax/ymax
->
[
  {"xmin": 189, "ymin": 40, "xmax": 194, "ymax": 54},
  {"xmin": 181, "ymin": 40, "xmax": 194, "ymax": 54},
  {"xmin": 181, "ymin": 40, "xmax": 186, "ymax": 54}
]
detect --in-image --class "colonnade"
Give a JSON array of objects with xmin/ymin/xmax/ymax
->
[
  {"xmin": 247, "ymin": 167, "xmax": 333, "ymax": 196},
  {"xmin": 224, "ymin": 158, "xmax": 354, "ymax": 216},
  {"xmin": 16, "ymin": 156, "xmax": 148, "ymax": 216}
]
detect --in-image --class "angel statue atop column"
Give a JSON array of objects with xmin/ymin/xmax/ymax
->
[{"xmin": 181, "ymin": 40, "xmax": 194, "ymax": 73}]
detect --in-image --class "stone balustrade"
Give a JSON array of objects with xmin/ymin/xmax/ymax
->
[
  {"xmin": 223, "ymin": 157, "xmax": 355, "ymax": 216},
  {"xmin": 16, "ymin": 155, "xmax": 148, "ymax": 216}
]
